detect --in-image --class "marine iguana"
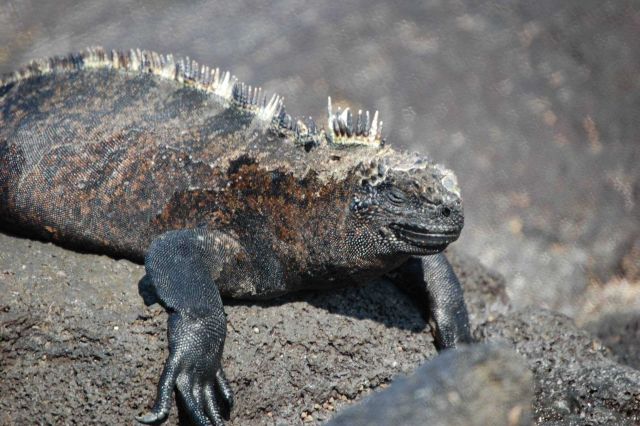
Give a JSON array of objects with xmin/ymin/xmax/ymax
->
[{"xmin": 0, "ymin": 47, "xmax": 472, "ymax": 425}]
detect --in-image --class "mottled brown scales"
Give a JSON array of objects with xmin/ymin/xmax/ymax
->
[
  {"xmin": 0, "ymin": 48, "xmax": 463, "ymax": 290},
  {"xmin": 0, "ymin": 49, "xmax": 395, "ymax": 265}
]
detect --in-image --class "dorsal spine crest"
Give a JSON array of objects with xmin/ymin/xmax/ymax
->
[
  {"xmin": 2, "ymin": 47, "xmax": 387, "ymax": 151},
  {"xmin": 326, "ymin": 97, "xmax": 383, "ymax": 148}
]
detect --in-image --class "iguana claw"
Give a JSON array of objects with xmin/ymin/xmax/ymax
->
[{"xmin": 136, "ymin": 411, "xmax": 168, "ymax": 424}]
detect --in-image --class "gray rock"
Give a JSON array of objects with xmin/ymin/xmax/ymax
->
[
  {"xmin": 327, "ymin": 344, "xmax": 533, "ymax": 426},
  {"xmin": 585, "ymin": 312, "xmax": 640, "ymax": 371},
  {"xmin": 0, "ymin": 234, "xmax": 501, "ymax": 425},
  {"xmin": 2, "ymin": 231, "xmax": 640, "ymax": 425},
  {"xmin": 327, "ymin": 307, "xmax": 640, "ymax": 426},
  {"xmin": 0, "ymin": 235, "xmax": 512, "ymax": 425},
  {"xmin": 478, "ymin": 309, "xmax": 640, "ymax": 425}
]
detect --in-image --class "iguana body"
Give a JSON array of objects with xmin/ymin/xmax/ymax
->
[{"xmin": 0, "ymin": 48, "xmax": 472, "ymax": 425}]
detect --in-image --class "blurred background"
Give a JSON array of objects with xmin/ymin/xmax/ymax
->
[{"xmin": 1, "ymin": 0, "xmax": 638, "ymax": 325}]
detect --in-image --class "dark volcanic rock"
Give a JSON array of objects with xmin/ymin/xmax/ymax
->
[
  {"xmin": 0, "ymin": 233, "xmax": 503, "ymax": 425},
  {"xmin": 478, "ymin": 309, "xmax": 640, "ymax": 425},
  {"xmin": 4, "ymin": 230, "xmax": 640, "ymax": 426},
  {"xmin": 328, "ymin": 307, "xmax": 640, "ymax": 426},
  {"xmin": 2, "ymin": 231, "xmax": 640, "ymax": 424},
  {"xmin": 1, "ymin": 1, "xmax": 639, "ymax": 423},
  {"xmin": 327, "ymin": 344, "xmax": 533, "ymax": 426},
  {"xmin": 585, "ymin": 311, "xmax": 640, "ymax": 371}
]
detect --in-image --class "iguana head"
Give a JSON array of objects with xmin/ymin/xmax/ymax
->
[
  {"xmin": 346, "ymin": 157, "xmax": 463, "ymax": 257},
  {"xmin": 318, "ymin": 99, "xmax": 463, "ymax": 258}
]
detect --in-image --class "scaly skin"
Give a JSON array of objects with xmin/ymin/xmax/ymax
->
[{"xmin": 0, "ymin": 48, "xmax": 472, "ymax": 425}]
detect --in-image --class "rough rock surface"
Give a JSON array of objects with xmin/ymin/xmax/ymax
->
[
  {"xmin": 1, "ymin": 1, "xmax": 639, "ymax": 424},
  {"xmin": 585, "ymin": 311, "xmax": 640, "ymax": 372},
  {"xmin": 0, "ymin": 233, "xmax": 502, "ymax": 425},
  {"xmin": 478, "ymin": 309, "xmax": 640, "ymax": 425},
  {"xmin": 327, "ymin": 344, "xmax": 533, "ymax": 426},
  {"xmin": 3, "ymin": 230, "xmax": 640, "ymax": 425},
  {"xmin": 324, "ymin": 304, "xmax": 640, "ymax": 426}
]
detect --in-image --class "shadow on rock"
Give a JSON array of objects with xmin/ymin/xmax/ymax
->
[{"xmin": 225, "ymin": 279, "xmax": 428, "ymax": 333}]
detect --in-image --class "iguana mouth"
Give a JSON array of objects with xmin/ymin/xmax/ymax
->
[{"xmin": 389, "ymin": 223, "xmax": 460, "ymax": 249}]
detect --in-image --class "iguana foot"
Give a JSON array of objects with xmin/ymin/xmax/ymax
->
[
  {"xmin": 137, "ymin": 311, "xmax": 230, "ymax": 425},
  {"xmin": 137, "ymin": 230, "xmax": 236, "ymax": 425},
  {"xmin": 389, "ymin": 253, "xmax": 473, "ymax": 350}
]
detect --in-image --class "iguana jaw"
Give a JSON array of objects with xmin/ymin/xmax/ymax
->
[{"xmin": 388, "ymin": 223, "xmax": 460, "ymax": 250}]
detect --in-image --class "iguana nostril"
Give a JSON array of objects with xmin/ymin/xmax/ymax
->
[{"xmin": 441, "ymin": 207, "xmax": 451, "ymax": 217}]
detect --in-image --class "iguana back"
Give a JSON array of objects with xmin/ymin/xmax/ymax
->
[
  {"xmin": 0, "ymin": 51, "xmax": 255, "ymax": 258},
  {"xmin": 0, "ymin": 48, "xmax": 383, "ymax": 260}
]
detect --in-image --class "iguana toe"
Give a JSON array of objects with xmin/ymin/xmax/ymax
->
[
  {"xmin": 215, "ymin": 368, "xmax": 234, "ymax": 417},
  {"xmin": 135, "ymin": 410, "xmax": 169, "ymax": 424}
]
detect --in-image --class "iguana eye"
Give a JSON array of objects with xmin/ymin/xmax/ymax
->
[{"xmin": 387, "ymin": 188, "xmax": 407, "ymax": 204}]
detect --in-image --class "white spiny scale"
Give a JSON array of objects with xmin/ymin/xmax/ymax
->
[
  {"xmin": 332, "ymin": 115, "xmax": 340, "ymax": 135},
  {"xmin": 346, "ymin": 109, "xmax": 353, "ymax": 136},
  {"xmin": 212, "ymin": 68, "xmax": 220, "ymax": 89},
  {"xmin": 141, "ymin": 51, "xmax": 150, "ymax": 71},
  {"xmin": 150, "ymin": 51, "xmax": 158, "ymax": 70},
  {"xmin": 295, "ymin": 119, "xmax": 307, "ymax": 135},
  {"xmin": 364, "ymin": 111, "xmax": 370, "ymax": 135},
  {"xmin": 185, "ymin": 58, "xmax": 192, "ymax": 80},
  {"xmin": 139, "ymin": 50, "xmax": 147, "ymax": 70},
  {"xmin": 129, "ymin": 49, "xmax": 140, "ymax": 71},
  {"xmin": 257, "ymin": 94, "xmax": 282, "ymax": 122},
  {"xmin": 251, "ymin": 85, "xmax": 256, "ymax": 104},
  {"xmin": 336, "ymin": 107, "xmax": 346, "ymax": 135},
  {"xmin": 340, "ymin": 108, "xmax": 351, "ymax": 135},
  {"xmin": 166, "ymin": 55, "xmax": 177, "ymax": 80},
  {"xmin": 111, "ymin": 49, "xmax": 119, "ymax": 68},
  {"xmin": 215, "ymin": 71, "xmax": 236, "ymax": 100},
  {"xmin": 191, "ymin": 59, "xmax": 198, "ymax": 79},
  {"xmin": 176, "ymin": 59, "xmax": 185, "ymax": 83},
  {"xmin": 200, "ymin": 65, "xmax": 208, "ymax": 86},
  {"xmin": 214, "ymin": 68, "xmax": 219, "ymax": 85},
  {"xmin": 83, "ymin": 47, "xmax": 102, "ymax": 69},
  {"xmin": 147, "ymin": 51, "xmax": 156, "ymax": 69},
  {"xmin": 369, "ymin": 111, "xmax": 379, "ymax": 144},
  {"xmin": 184, "ymin": 57, "xmax": 191, "ymax": 79},
  {"xmin": 153, "ymin": 52, "xmax": 162, "ymax": 70},
  {"xmin": 136, "ymin": 48, "xmax": 144, "ymax": 70}
]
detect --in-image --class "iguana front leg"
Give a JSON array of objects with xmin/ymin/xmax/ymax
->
[
  {"xmin": 136, "ymin": 229, "xmax": 241, "ymax": 426},
  {"xmin": 389, "ymin": 253, "xmax": 473, "ymax": 349}
]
